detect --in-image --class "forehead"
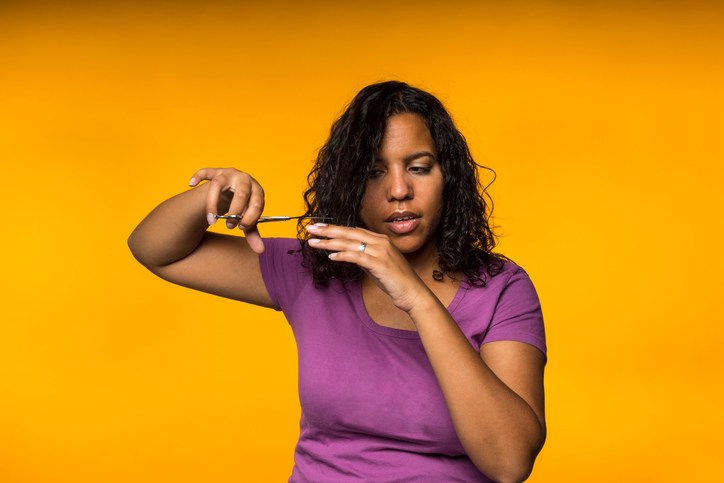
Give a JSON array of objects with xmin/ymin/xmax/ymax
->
[{"xmin": 377, "ymin": 113, "xmax": 436, "ymax": 158}]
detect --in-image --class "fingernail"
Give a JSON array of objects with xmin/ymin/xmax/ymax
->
[
  {"xmin": 238, "ymin": 224, "xmax": 246, "ymax": 230},
  {"xmin": 189, "ymin": 177, "xmax": 196, "ymax": 186},
  {"xmin": 226, "ymin": 221, "xmax": 234, "ymax": 229},
  {"xmin": 308, "ymin": 238, "xmax": 320, "ymax": 244},
  {"xmin": 207, "ymin": 213, "xmax": 216, "ymax": 225},
  {"xmin": 307, "ymin": 223, "xmax": 327, "ymax": 231},
  {"xmin": 328, "ymin": 252, "xmax": 338, "ymax": 259}
]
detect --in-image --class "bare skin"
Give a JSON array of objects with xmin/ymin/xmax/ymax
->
[
  {"xmin": 128, "ymin": 113, "xmax": 545, "ymax": 483},
  {"xmin": 128, "ymin": 170, "xmax": 273, "ymax": 307}
]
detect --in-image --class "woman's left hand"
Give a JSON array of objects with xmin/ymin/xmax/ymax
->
[{"xmin": 306, "ymin": 223, "xmax": 430, "ymax": 313}]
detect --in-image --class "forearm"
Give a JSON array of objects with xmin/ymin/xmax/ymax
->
[
  {"xmin": 302, "ymin": 223, "xmax": 545, "ymax": 480},
  {"xmin": 408, "ymin": 293, "xmax": 544, "ymax": 482},
  {"xmin": 128, "ymin": 183, "xmax": 230, "ymax": 268}
]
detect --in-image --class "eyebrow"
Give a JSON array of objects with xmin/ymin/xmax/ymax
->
[
  {"xmin": 405, "ymin": 151, "xmax": 437, "ymax": 162},
  {"xmin": 375, "ymin": 151, "xmax": 437, "ymax": 163}
]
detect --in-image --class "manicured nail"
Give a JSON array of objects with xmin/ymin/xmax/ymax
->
[
  {"xmin": 226, "ymin": 221, "xmax": 235, "ymax": 229},
  {"xmin": 308, "ymin": 238, "xmax": 320, "ymax": 244},
  {"xmin": 328, "ymin": 252, "xmax": 338, "ymax": 259},
  {"xmin": 207, "ymin": 213, "xmax": 216, "ymax": 225},
  {"xmin": 307, "ymin": 223, "xmax": 327, "ymax": 231},
  {"xmin": 189, "ymin": 177, "xmax": 196, "ymax": 186},
  {"xmin": 238, "ymin": 224, "xmax": 246, "ymax": 230}
]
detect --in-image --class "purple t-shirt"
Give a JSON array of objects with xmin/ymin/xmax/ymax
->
[{"xmin": 259, "ymin": 238, "xmax": 546, "ymax": 483}]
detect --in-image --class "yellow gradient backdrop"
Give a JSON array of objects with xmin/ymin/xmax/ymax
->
[{"xmin": 1, "ymin": 1, "xmax": 722, "ymax": 481}]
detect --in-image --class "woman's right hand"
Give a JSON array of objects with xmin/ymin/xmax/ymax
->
[{"xmin": 188, "ymin": 167, "xmax": 266, "ymax": 254}]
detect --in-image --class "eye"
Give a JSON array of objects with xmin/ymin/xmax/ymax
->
[
  {"xmin": 409, "ymin": 166, "xmax": 431, "ymax": 174},
  {"xmin": 369, "ymin": 168, "xmax": 385, "ymax": 177}
]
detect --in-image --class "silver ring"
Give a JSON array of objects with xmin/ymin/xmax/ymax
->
[{"xmin": 358, "ymin": 242, "xmax": 367, "ymax": 253}]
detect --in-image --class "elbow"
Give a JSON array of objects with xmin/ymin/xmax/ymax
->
[
  {"xmin": 127, "ymin": 231, "xmax": 180, "ymax": 278},
  {"xmin": 470, "ymin": 433, "xmax": 545, "ymax": 483},
  {"xmin": 491, "ymin": 466, "xmax": 534, "ymax": 483},
  {"xmin": 476, "ymin": 456, "xmax": 536, "ymax": 483},
  {"xmin": 127, "ymin": 232, "xmax": 144, "ymax": 264},
  {"xmin": 127, "ymin": 231, "xmax": 154, "ymax": 270},
  {"xmin": 127, "ymin": 233, "xmax": 137, "ymax": 257}
]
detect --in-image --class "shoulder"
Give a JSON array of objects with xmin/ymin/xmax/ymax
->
[
  {"xmin": 261, "ymin": 236, "xmax": 303, "ymax": 253},
  {"xmin": 452, "ymin": 259, "xmax": 546, "ymax": 357},
  {"xmin": 455, "ymin": 262, "xmax": 539, "ymax": 314},
  {"xmin": 482, "ymin": 261, "xmax": 546, "ymax": 357},
  {"xmin": 486, "ymin": 261, "xmax": 540, "ymax": 309},
  {"xmin": 258, "ymin": 237, "xmax": 313, "ymax": 312},
  {"xmin": 259, "ymin": 237, "xmax": 305, "ymax": 266},
  {"xmin": 258, "ymin": 237, "xmax": 307, "ymax": 282},
  {"xmin": 465, "ymin": 260, "xmax": 534, "ymax": 294},
  {"xmin": 499, "ymin": 261, "xmax": 536, "ymax": 287}
]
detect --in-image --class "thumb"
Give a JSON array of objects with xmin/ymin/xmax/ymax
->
[{"xmin": 242, "ymin": 225, "xmax": 265, "ymax": 254}]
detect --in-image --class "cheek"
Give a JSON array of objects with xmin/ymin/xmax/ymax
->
[
  {"xmin": 361, "ymin": 185, "xmax": 382, "ymax": 208},
  {"xmin": 432, "ymin": 178, "xmax": 445, "ymax": 215},
  {"xmin": 359, "ymin": 190, "xmax": 379, "ymax": 226}
]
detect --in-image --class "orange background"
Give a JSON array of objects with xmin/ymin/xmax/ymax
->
[{"xmin": 1, "ymin": 1, "xmax": 722, "ymax": 481}]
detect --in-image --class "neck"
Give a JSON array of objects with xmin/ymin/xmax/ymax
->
[{"xmin": 402, "ymin": 237, "xmax": 440, "ymax": 281}]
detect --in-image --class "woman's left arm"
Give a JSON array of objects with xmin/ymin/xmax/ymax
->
[
  {"xmin": 307, "ymin": 224, "xmax": 545, "ymax": 483},
  {"xmin": 409, "ymin": 295, "xmax": 546, "ymax": 483}
]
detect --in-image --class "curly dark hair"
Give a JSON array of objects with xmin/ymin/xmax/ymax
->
[{"xmin": 295, "ymin": 80, "xmax": 509, "ymax": 287}]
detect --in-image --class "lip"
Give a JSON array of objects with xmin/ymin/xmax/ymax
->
[
  {"xmin": 385, "ymin": 210, "xmax": 420, "ymax": 235},
  {"xmin": 385, "ymin": 210, "xmax": 419, "ymax": 222}
]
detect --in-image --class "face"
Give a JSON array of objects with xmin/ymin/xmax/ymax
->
[{"xmin": 360, "ymin": 113, "xmax": 444, "ymax": 257}]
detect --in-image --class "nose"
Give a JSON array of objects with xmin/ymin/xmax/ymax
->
[{"xmin": 387, "ymin": 167, "xmax": 413, "ymax": 201}]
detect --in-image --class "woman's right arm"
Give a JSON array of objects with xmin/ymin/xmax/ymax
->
[{"xmin": 127, "ymin": 168, "xmax": 277, "ymax": 309}]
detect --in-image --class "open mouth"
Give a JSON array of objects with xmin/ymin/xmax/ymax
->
[
  {"xmin": 389, "ymin": 215, "xmax": 417, "ymax": 222},
  {"xmin": 385, "ymin": 210, "xmax": 420, "ymax": 223},
  {"xmin": 385, "ymin": 211, "xmax": 420, "ymax": 234}
]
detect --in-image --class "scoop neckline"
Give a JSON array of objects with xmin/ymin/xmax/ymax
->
[{"xmin": 351, "ymin": 276, "xmax": 468, "ymax": 339}]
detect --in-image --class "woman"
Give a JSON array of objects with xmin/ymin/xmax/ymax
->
[{"xmin": 128, "ymin": 81, "xmax": 546, "ymax": 483}]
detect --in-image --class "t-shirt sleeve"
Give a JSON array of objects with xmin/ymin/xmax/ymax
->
[
  {"xmin": 258, "ymin": 237, "xmax": 306, "ymax": 314},
  {"xmin": 482, "ymin": 267, "xmax": 547, "ymax": 361}
]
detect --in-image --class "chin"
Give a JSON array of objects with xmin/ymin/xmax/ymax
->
[{"xmin": 392, "ymin": 235, "xmax": 436, "ymax": 256}]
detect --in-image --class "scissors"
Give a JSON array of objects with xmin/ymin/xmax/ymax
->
[{"xmin": 214, "ymin": 215, "xmax": 333, "ymax": 224}]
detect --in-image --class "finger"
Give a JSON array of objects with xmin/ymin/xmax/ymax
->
[
  {"xmin": 243, "ymin": 225, "xmax": 265, "ymax": 254},
  {"xmin": 188, "ymin": 167, "xmax": 223, "ymax": 187},
  {"xmin": 326, "ymin": 249, "xmax": 374, "ymax": 269},
  {"xmin": 239, "ymin": 182, "xmax": 265, "ymax": 229},
  {"xmin": 308, "ymin": 237, "xmax": 373, "ymax": 256},
  {"xmin": 305, "ymin": 223, "xmax": 379, "ymax": 242},
  {"xmin": 225, "ymin": 177, "xmax": 253, "ymax": 229},
  {"xmin": 205, "ymin": 173, "xmax": 231, "ymax": 224},
  {"xmin": 225, "ymin": 206, "xmax": 245, "ymax": 229},
  {"xmin": 225, "ymin": 173, "xmax": 252, "ymax": 222},
  {"xmin": 309, "ymin": 237, "xmax": 383, "ymax": 274}
]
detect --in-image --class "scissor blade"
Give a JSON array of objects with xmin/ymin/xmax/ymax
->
[
  {"xmin": 213, "ymin": 215, "xmax": 332, "ymax": 223},
  {"xmin": 257, "ymin": 216, "xmax": 332, "ymax": 224}
]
